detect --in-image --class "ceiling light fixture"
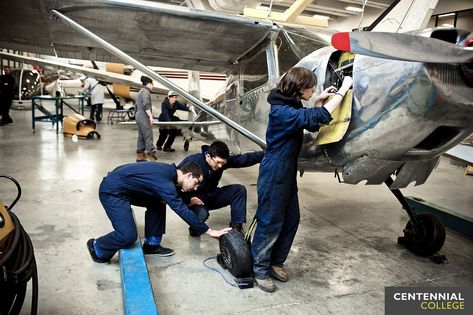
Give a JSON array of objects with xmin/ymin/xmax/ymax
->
[
  {"xmin": 345, "ymin": 6, "xmax": 363, "ymax": 13},
  {"xmin": 313, "ymin": 14, "xmax": 329, "ymax": 20},
  {"xmin": 438, "ymin": 13, "xmax": 455, "ymax": 18}
]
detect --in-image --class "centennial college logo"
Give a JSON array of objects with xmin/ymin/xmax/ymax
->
[{"xmin": 385, "ymin": 287, "xmax": 471, "ymax": 314}]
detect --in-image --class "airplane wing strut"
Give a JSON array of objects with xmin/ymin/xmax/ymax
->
[{"xmin": 51, "ymin": 9, "xmax": 267, "ymax": 149}]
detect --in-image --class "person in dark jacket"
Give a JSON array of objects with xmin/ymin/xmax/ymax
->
[
  {"xmin": 252, "ymin": 67, "xmax": 353, "ymax": 292},
  {"xmin": 0, "ymin": 66, "xmax": 15, "ymax": 126},
  {"xmin": 178, "ymin": 141, "xmax": 264, "ymax": 236},
  {"xmin": 86, "ymin": 161, "xmax": 230, "ymax": 263},
  {"xmin": 156, "ymin": 91, "xmax": 190, "ymax": 152}
]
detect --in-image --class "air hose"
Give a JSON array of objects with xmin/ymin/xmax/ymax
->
[{"xmin": 0, "ymin": 175, "xmax": 38, "ymax": 315}]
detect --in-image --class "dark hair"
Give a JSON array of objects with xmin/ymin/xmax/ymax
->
[
  {"xmin": 141, "ymin": 76, "xmax": 152, "ymax": 85},
  {"xmin": 276, "ymin": 67, "xmax": 316, "ymax": 97},
  {"xmin": 178, "ymin": 161, "xmax": 204, "ymax": 178},
  {"xmin": 208, "ymin": 141, "xmax": 229, "ymax": 159}
]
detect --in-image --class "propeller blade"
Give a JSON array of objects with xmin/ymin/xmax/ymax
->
[{"xmin": 332, "ymin": 32, "xmax": 473, "ymax": 64}]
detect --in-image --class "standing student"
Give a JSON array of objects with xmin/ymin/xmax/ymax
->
[
  {"xmin": 87, "ymin": 161, "xmax": 231, "ymax": 263},
  {"xmin": 252, "ymin": 67, "xmax": 353, "ymax": 292},
  {"xmin": 135, "ymin": 76, "xmax": 157, "ymax": 161},
  {"xmin": 80, "ymin": 76, "xmax": 105, "ymax": 122},
  {"xmin": 0, "ymin": 66, "xmax": 15, "ymax": 126}
]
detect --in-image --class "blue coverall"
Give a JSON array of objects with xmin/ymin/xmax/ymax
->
[
  {"xmin": 251, "ymin": 89, "xmax": 332, "ymax": 279},
  {"xmin": 156, "ymin": 97, "xmax": 189, "ymax": 150},
  {"xmin": 95, "ymin": 162, "xmax": 208, "ymax": 259},
  {"xmin": 178, "ymin": 146, "xmax": 264, "ymax": 226}
]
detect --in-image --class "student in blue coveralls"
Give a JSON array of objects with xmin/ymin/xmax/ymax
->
[
  {"xmin": 178, "ymin": 141, "xmax": 264, "ymax": 236},
  {"xmin": 86, "ymin": 161, "xmax": 231, "ymax": 263},
  {"xmin": 252, "ymin": 67, "xmax": 353, "ymax": 292},
  {"xmin": 156, "ymin": 91, "xmax": 191, "ymax": 152}
]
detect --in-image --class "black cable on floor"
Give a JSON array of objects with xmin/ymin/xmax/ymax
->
[{"xmin": 0, "ymin": 175, "xmax": 38, "ymax": 315}]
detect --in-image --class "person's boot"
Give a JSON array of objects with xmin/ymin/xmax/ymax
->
[
  {"xmin": 146, "ymin": 153, "xmax": 157, "ymax": 161},
  {"xmin": 136, "ymin": 150, "xmax": 146, "ymax": 162},
  {"xmin": 229, "ymin": 222, "xmax": 244, "ymax": 234}
]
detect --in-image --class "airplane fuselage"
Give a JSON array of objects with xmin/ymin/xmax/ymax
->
[{"xmin": 209, "ymin": 27, "xmax": 473, "ymax": 189}]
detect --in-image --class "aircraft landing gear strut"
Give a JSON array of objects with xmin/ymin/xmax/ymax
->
[{"xmin": 385, "ymin": 176, "xmax": 446, "ymax": 257}]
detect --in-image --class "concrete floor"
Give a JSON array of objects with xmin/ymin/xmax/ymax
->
[{"xmin": 1, "ymin": 108, "xmax": 472, "ymax": 315}]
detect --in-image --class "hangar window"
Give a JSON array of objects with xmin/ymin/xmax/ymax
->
[{"xmin": 241, "ymin": 50, "xmax": 268, "ymax": 93}]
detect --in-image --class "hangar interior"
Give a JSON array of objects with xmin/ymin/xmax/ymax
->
[{"xmin": 1, "ymin": 0, "xmax": 472, "ymax": 314}]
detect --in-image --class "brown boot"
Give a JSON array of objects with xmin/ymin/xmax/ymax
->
[
  {"xmin": 254, "ymin": 277, "xmax": 276, "ymax": 292},
  {"xmin": 269, "ymin": 266, "xmax": 288, "ymax": 282},
  {"xmin": 136, "ymin": 150, "xmax": 146, "ymax": 162},
  {"xmin": 146, "ymin": 153, "xmax": 157, "ymax": 161}
]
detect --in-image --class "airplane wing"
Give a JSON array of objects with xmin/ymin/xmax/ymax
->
[
  {"xmin": 331, "ymin": 31, "xmax": 473, "ymax": 64},
  {"xmin": 0, "ymin": 51, "xmax": 167, "ymax": 95},
  {"xmin": 0, "ymin": 0, "xmax": 274, "ymax": 74}
]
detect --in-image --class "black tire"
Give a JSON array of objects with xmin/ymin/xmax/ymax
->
[
  {"xmin": 219, "ymin": 229, "xmax": 252, "ymax": 278},
  {"xmin": 402, "ymin": 212, "xmax": 446, "ymax": 257},
  {"xmin": 127, "ymin": 107, "xmax": 135, "ymax": 121}
]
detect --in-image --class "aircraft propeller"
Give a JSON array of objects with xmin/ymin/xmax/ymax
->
[{"xmin": 331, "ymin": 31, "xmax": 473, "ymax": 64}]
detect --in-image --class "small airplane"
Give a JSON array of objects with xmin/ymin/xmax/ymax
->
[{"xmin": 1, "ymin": 0, "xmax": 472, "ymax": 257}]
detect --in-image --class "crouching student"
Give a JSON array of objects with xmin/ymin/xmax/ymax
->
[{"xmin": 87, "ymin": 161, "xmax": 230, "ymax": 263}]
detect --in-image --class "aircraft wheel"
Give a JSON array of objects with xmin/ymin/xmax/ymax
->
[
  {"xmin": 219, "ymin": 229, "xmax": 252, "ymax": 278},
  {"xmin": 400, "ymin": 213, "xmax": 445, "ymax": 257},
  {"xmin": 127, "ymin": 107, "xmax": 135, "ymax": 121},
  {"xmin": 184, "ymin": 139, "xmax": 190, "ymax": 151}
]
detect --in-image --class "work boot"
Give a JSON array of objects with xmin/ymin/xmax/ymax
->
[
  {"xmin": 146, "ymin": 153, "xmax": 157, "ymax": 161},
  {"xmin": 229, "ymin": 222, "xmax": 244, "ymax": 234},
  {"xmin": 142, "ymin": 244, "xmax": 175, "ymax": 256},
  {"xmin": 136, "ymin": 150, "xmax": 146, "ymax": 162},
  {"xmin": 86, "ymin": 239, "xmax": 110, "ymax": 264},
  {"xmin": 269, "ymin": 266, "xmax": 288, "ymax": 282},
  {"xmin": 188, "ymin": 227, "xmax": 200, "ymax": 237},
  {"xmin": 254, "ymin": 277, "xmax": 276, "ymax": 293}
]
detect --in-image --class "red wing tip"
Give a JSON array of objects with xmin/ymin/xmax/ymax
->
[{"xmin": 332, "ymin": 32, "xmax": 351, "ymax": 52}]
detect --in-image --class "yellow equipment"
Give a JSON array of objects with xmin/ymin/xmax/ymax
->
[{"xmin": 63, "ymin": 114, "xmax": 101, "ymax": 139}]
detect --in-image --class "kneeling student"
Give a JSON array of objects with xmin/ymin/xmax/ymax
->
[{"xmin": 87, "ymin": 161, "xmax": 230, "ymax": 263}]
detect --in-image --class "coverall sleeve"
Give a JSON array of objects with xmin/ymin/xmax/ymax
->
[
  {"xmin": 226, "ymin": 151, "xmax": 264, "ymax": 169},
  {"xmin": 278, "ymin": 106, "xmax": 332, "ymax": 133},
  {"xmin": 142, "ymin": 90, "xmax": 152, "ymax": 112},
  {"xmin": 175, "ymin": 101, "xmax": 190, "ymax": 112},
  {"xmin": 156, "ymin": 185, "xmax": 209, "ymax": 234}
]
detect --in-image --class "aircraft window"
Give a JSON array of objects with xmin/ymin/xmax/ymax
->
[
  {"xmin": 241, "ymin": 50, "xmax": 268, "ymax": 93},
  {"xmin": 276, "ymin": 34, "xmax": 301, "ymax": 74}
]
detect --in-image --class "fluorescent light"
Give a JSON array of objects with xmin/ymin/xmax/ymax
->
[
  {"xmin": 438, "ymin": 13, "xmax": 455, "ymax": 18},
  {"xmin": 312, "ymin": 14, "xmax": 329, "ymax": 20},
  {"xmin": 441, "ymin": 23, "xmax": 454, "ymax": 27},
  {"xmin": 345, "ymin": 6, "xmax": 363, "ymax": 13},
  {"xmin": 256, "ymin": 5, "xmax": 269, "ymax": 10}
]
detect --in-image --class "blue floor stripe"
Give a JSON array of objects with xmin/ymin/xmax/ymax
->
[{"xmin": 119, "ymin": 233, "xmax": 158, "ymax": 315}]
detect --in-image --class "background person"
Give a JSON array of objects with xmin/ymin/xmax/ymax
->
[
  {"xmin": 86, "ymin": 161, "xmax": 231, "ymax": 263},
  {"xmin": 0, "ymin": 66, "xmax": 15, "ymax": 126},
  {"xmin": 80, "ymin": 75, "xmax": 105, "ymax": 122},
  {"xmin": 251, "ymin": 67, "xmax": 353, "ymax": 292},
  {"xmin": 156, "ymin": 90, "xmax": 191, "ymax": 152},
  {"xmin": 178, "ymin": 141, "xmax": 263, "ymax": 236},
  {"xmin": 135, "ymin": 76, "xmax": 157, "ymax": 161}
]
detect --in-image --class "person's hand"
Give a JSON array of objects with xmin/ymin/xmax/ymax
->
[
  {"xmin": 189, "ymin": 197, "xmax": 204, "ymax": 206},
  {"xmin": 318, "ymin": 85, "xmax": 336, "ymax": 101},
  {"xmin": 340, "ymin": 76, "xmax": 353, "ymax": 92},
  {"xmin": 149, "ymin": 116, "xmax": 154, "ymax": 125},
  {"xmin": 206, "ymin": 227, "xmax": 232, "ymax": 239}
]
